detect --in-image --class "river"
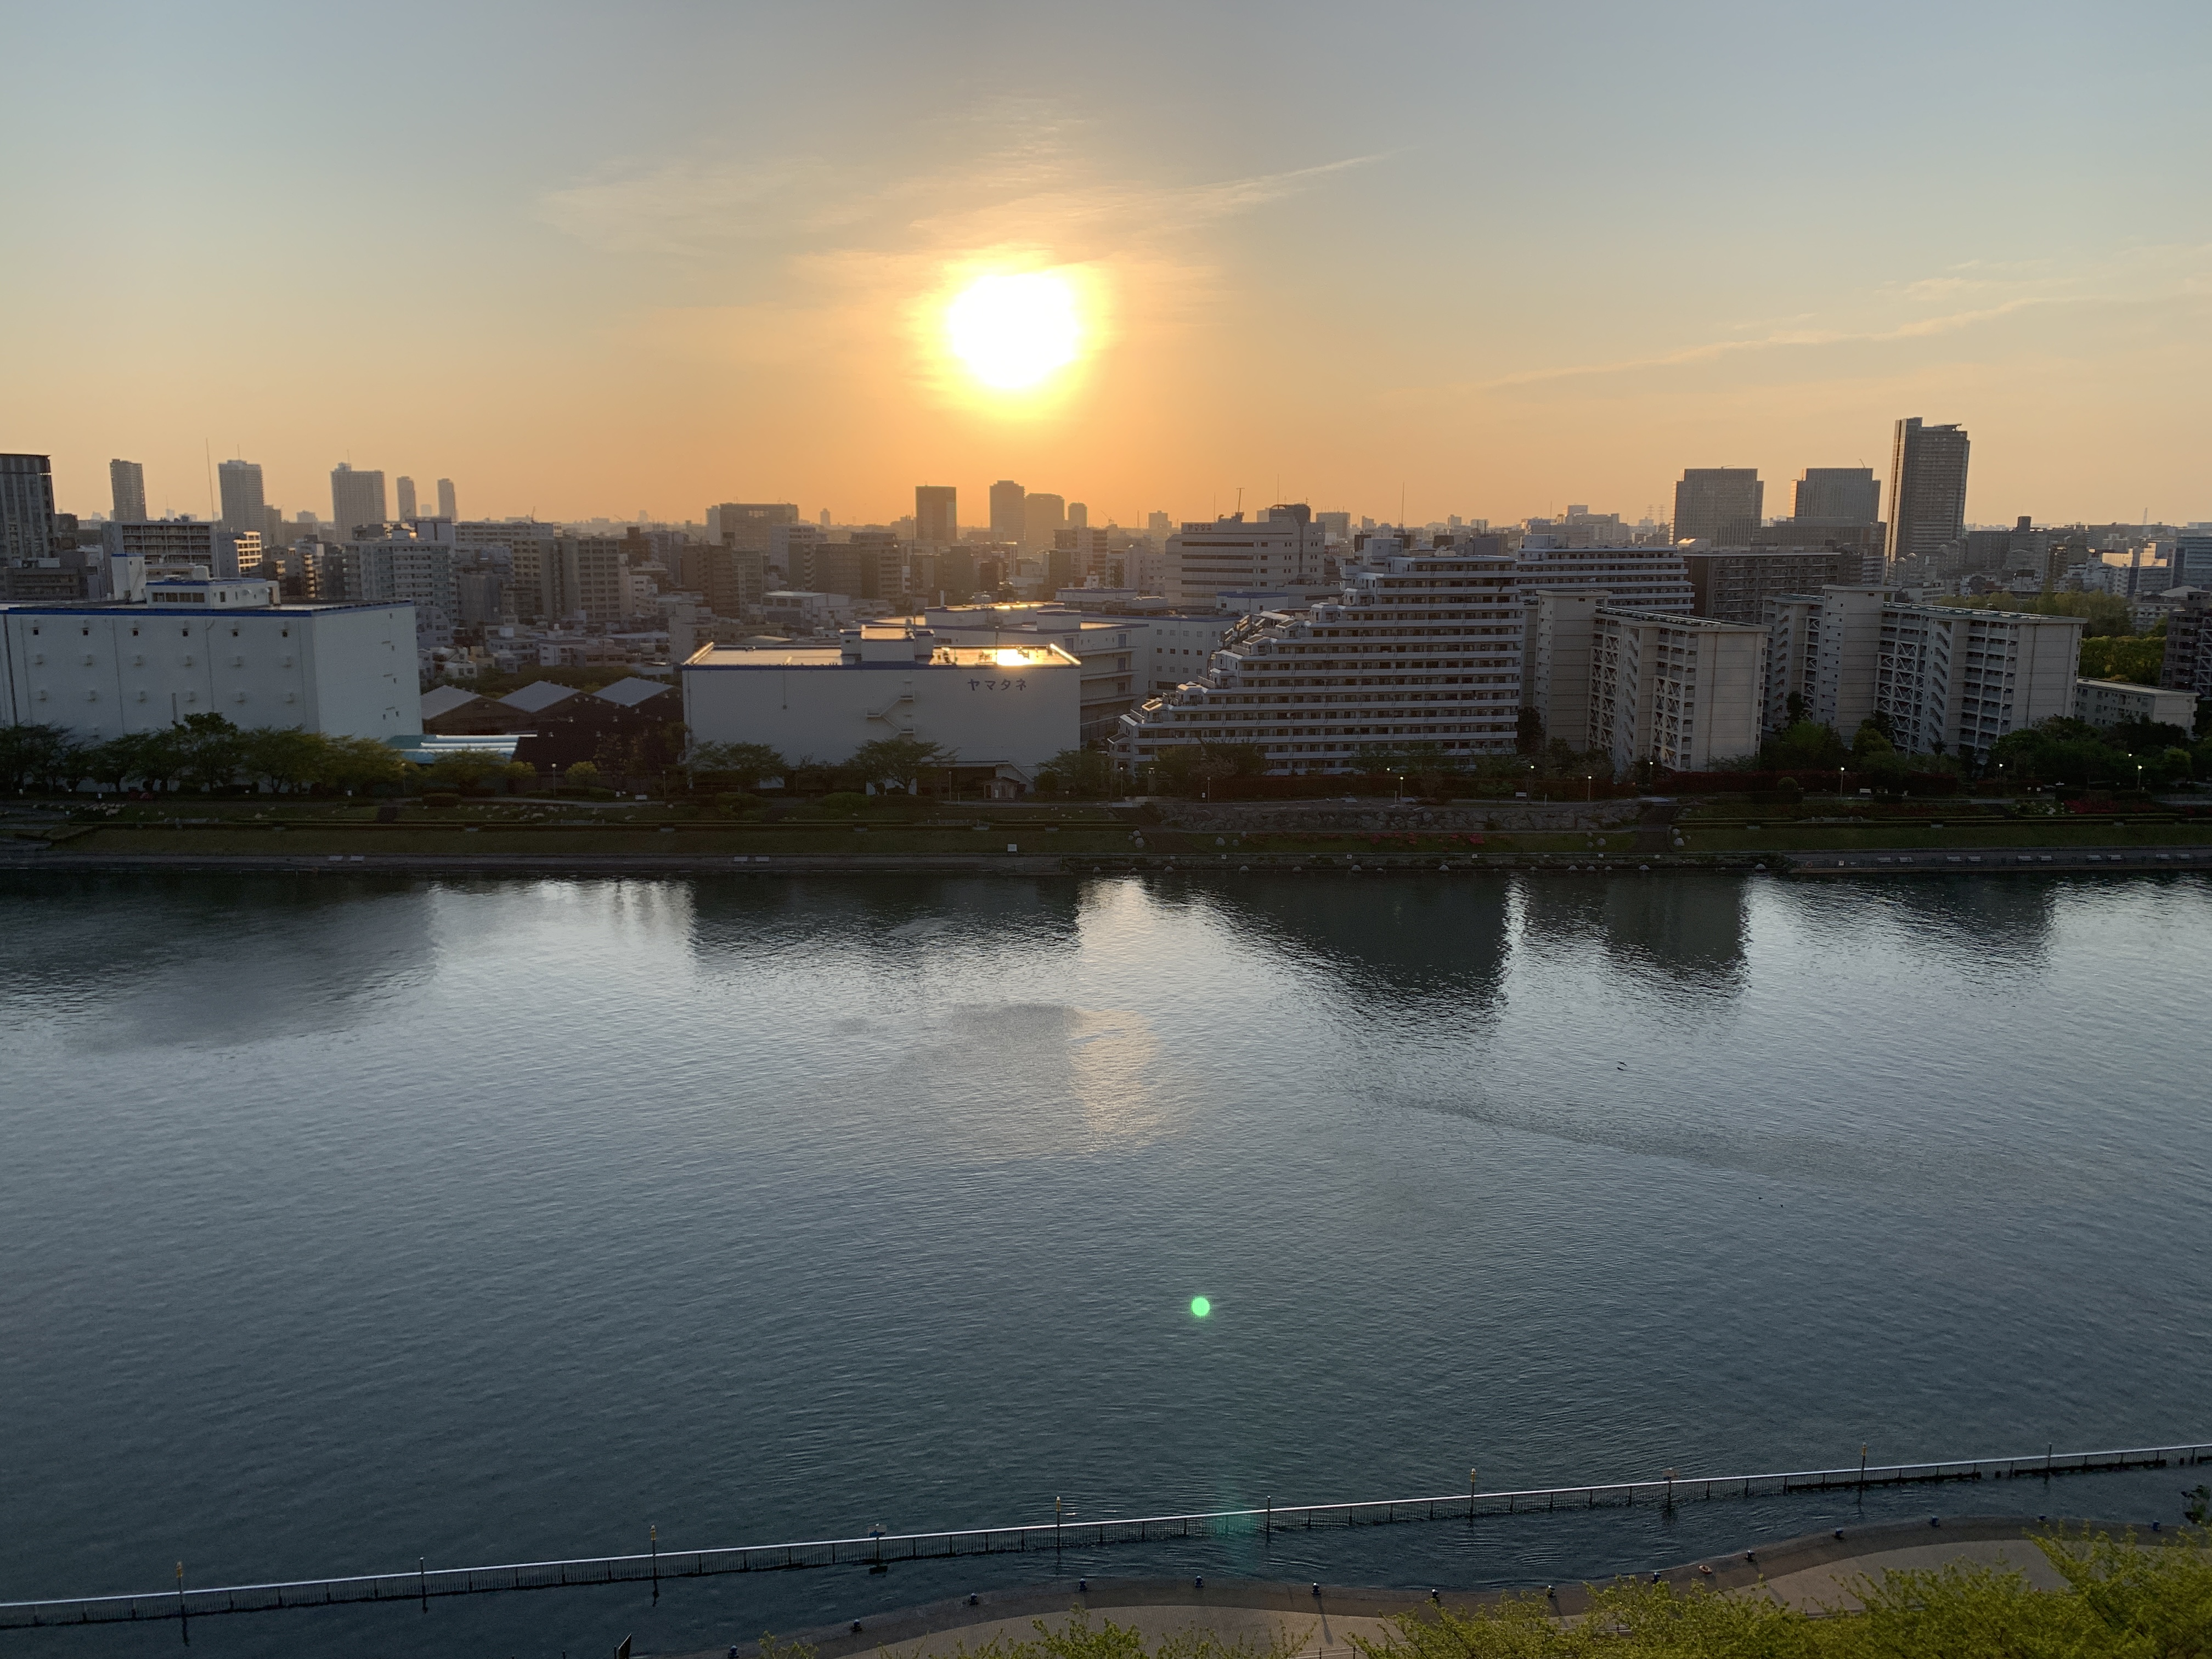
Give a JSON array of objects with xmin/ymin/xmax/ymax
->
[{"xmin": 2, "ymin": 869, "xmax": 2207, "ymax": 1657}]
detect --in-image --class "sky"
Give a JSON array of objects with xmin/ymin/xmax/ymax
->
[{"xmin": 5, "ymin": 0, "xmax": 2210, "ymax": 531}]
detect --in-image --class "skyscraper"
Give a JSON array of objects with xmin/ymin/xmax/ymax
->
[
  {"xmin": 110, "ymin": 459, "xmax": 147, "ymax": 522},
  {"xmin": 331, "ymin": 462, "xmax": 387, "ymax": 537},
  {"xmin": 436, "ymin": 478, "xmax": 457, "ymax": 520},
  {"xmin": 1, "ymin": 454, "xmax": 57, "ymax": 562},
  {"xmin": 989, "ymin": 479, "xmax": 1024, "ymax": 544},
  {"xmin": 1022, "ymin": 492, "xmax": 1065, "ymax": 552},
  {"xmin": 708, "ymin": 502, "xmax": 798, "ymax": 552},
  {"xmin": 1067, "ymin": 501, "xmax": 1088, "ymax": 530},
  {"xmin": 1672, "ymin": 468, "xmax": 1764, "ymax": 544},
  {"xmin": 915, "ymin": 484, "xmax": 957, "ymax": 544},
  {"xmin": 396, "ymin": 476, "xmax": 418, "ymax": 520},
  {"xmin": 1884, "ymin": 417, "xmax": 1970, "ymax": 567},
  {"xmin": 1793, "ymin": 467, "xmax": 1880, "ymax": 523},
  {"xmin": 218, "ymin": 459, "xmax": 266, "ymax": 534}
]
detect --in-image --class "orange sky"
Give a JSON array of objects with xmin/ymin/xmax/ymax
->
[{"xmin": 7, "ymin": 4, "xmax": 2209, "ymax": 531}]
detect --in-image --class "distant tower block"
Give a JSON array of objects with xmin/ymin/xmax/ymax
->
[
  {"xmin": 436, "ymin": 478, "xmax": 456, "ymax": 520},
  {"xmin": 396, "ymin": 476, "xmax": 417, "ymax": 520},
  {"xmin": 110, "ymin": 459, "xmax": 147, "ymax": 522}
]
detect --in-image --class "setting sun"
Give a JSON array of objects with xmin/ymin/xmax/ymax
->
[{"xmin": 944, "ymin": 271, "xmax": 1083, "ymax": 391}]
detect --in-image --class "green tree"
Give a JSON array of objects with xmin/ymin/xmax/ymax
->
[
  {"xmin": 1037, "ymin": 748, "xmax": 1118, "ymax": 798},
  {"xmin": 687, "ymin": 740, "xmax": 788, "ymax": 790},
  {"xmin": 2079, "ymin": 633, "xmax": 2168, "ymax": 684},
  {"xmin": 1762, "ymin": 720, "xmax": 1849, "ymax": 771},
  {"xmin": 848, "ymin": 735, "xmax": 953, "ymax": 791},
  {"xmin": 421, "ymin": 747, "xmax": 514, "ymax": 794},
  {"xmin": 503, "ymin": 760, "xmax": 539, "ymax": 793},
  {"xmin": 238, "ymin": 727, "xmax": 328, "ymax": 793},
  {"xmin": 0, "ymin": 724, "xmax": 83, "ymax": 794},
  {"xmin": 1515, "ymin": 706, "xmax": 1544, "ymax": 755},
  {"xmin": 565, "ymin": 760, "xmax": 605, "ymax": 790},
  {"xmin": 1942, "ymin": 589, "xmax": 2138, "ymax": 635},
  {"xmin": 170, "ymin": 713, "xmax": 245, "ymax": 792},
  {"xmin": 315, "ymin": 736, "xmax": 409, "ymax": 794},
  {"xmin": 80, "ymin": 732, "xmax": 165, "ymax": 794},
  {"xmin": 1851, "ymin": 718, "xmax": 1895, "ymax": 759}
]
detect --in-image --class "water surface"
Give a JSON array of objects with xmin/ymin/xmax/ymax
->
[{"xmin": 2, "ymin": 870, "xmax": 2206, "ymax": 1657}]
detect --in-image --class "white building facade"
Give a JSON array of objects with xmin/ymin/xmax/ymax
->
[
  {"xmin": 0, "ymin": 582, "xmax": 421, "ymax": 740},
  {"xmin": 2074, "ymin": 677, "xmax": 2197, "ymax": 731},
  {"xmin": 1165, "ymin": 507, "xmax": 1330, "ymax": 607},
  {"xmin": 681, "ymin": 625, "xmax": 1080, "ymax": 777},
  {"xmin": 1589, "ymin": 607, "xmax": 1767, "ymax": 772},
  {"xmin": 1113, "ymin": 552, "xmax": 1525, "ymax": 774},
  {"xmin": 1874, "ymin": 603, "xmax": 2083, "ymax": 759}
]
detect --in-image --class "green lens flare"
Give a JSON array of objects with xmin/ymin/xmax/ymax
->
[{"xmin": 1190, "ymin": 1296, "xmax": 1211, "ymax": 1318}]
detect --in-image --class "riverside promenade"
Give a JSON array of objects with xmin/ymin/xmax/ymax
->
[{"xmin": 676, "ymin": 1517, "xmax": 2134, "ymax": 1659}]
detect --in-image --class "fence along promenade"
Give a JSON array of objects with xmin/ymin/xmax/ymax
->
[{"xmin": 3, "ymin": 1441, "xmax": 2201, "ymax": 1633}]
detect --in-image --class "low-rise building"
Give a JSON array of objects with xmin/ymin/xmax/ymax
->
[
  {"xmin": 681, "ymin": 625, "xmax": 1081, "ymax": 779},
  {"xmin": 2075, "ymin": 677, "xmax": 2197, "ymax": 732},
  {"xmin": 0, "ymin": 579, "xmax": 419, "ymax": 739},
  {"xmin": 921, "ymin": 603, "xmax": 1141, "ymax": 744}
]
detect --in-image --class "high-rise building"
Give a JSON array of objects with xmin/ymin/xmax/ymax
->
[
  {"xmin": 1587, "ymin": 607, "xmax": 1768, "ymax": 772},
  {"xmin": 1066, "ymin": 501, "xmax": 1088, "ymax": 530},
  {"xmin": 110, "ymin": 459, "xmax": 147, "ymax": 522},
  {"xmin": 1681, "ymin": 546, "xmax": 1866, "ymax": 623},
  {"xmin": 1672, "ymin": 468, "xmax": 1764, "ymax": 545},
  {"xmin": 915, "ymin": 484, "xmax": 957, "ymax": 545},
  {"xmin": 708, "ymin": 501, "xmax": 798, "ymax": 552},
  {"xmin": 1794, "ymin": 467, "xmax": 1880, "ymax": 522},
  {"xmin": 217, "ymin": 459, "xmax": 266, "ymax": 534},
  {"xmin": 1884, "ymin": 417, "xmax": 1970, "ymax": 568},
  {"xmin": 330, "ymin": 463, "xmax": 387, "ymax": 538},
  {"xmin": 989, "ymin": 480, "xmax": 1025, "ymax": 544},
  {"xmin": 436, "ymin": 478, "xmax": 457, "ymax": 520},
  {"xmin": 1166, "ymin": 506, "xmax": 1330, "ymax": 607},
  {"xmin": 1022, "ymin": 492, "xmax": 1065, "ymax": 552},
  {"xmin": 396, "ymin": 476, "xmax": 418, "ymax": 520},
  {"xmin": 1, "ymin": 453, "xmax": 58, "ymax": 562},
  {"xmin": 1147, "ymin": 510, "xmax": 1171, "ymax": 538}
]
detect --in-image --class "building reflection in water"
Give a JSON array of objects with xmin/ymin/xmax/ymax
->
[
  {"xmin": 0, "ymin": 870, "xmax": 441, "ymax": 1049},
  {"xmin": 1189, "ymin": 873, "xmax": 1515, "ymax": 1018},
  {"xmin": 1516, "ymin": 872, "xmax": 1750, "ymax": 999},
  {"xmin": 1859, "ymin": 876, "xmax": 2058, "ymax": 984}
]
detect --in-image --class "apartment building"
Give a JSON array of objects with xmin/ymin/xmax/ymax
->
[
  {"xmin": 1113, "ymin": 551, "xmax": 1525, "ymax": 774},
  {"xmin": 1874, "ymin": 603, "xmax": 2081, "ymax": 759},
  {"xmin": 1589, "ymin": 608, "xmax": 1767, "ymax": 773},
  {"xmin": 1512, "ymin": 541, "xmax": 1694, "ymax": 612}
]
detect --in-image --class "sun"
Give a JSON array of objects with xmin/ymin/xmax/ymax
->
[{"xmin": 944, "ymin": 271, "xmax": 1084, "ymax": 391}]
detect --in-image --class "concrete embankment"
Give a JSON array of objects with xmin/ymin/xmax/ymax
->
[
  {"xmin": 669, "ymin": 1516, "xmax": 2153, "ymax": 1659},
  {"xmin": 3, "ymin": 845, "xmax": 2210, "ymax": 879}
]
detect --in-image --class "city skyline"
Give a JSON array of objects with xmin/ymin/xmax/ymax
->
[{"xmin": 7, "ymin": 3, "xmax": 2211, "ymax": 528}]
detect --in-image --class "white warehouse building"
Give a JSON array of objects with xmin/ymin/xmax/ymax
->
[
  {"xmin": 0, "ymin": 579, "xmax": 421, "ymax": 740},
  {"xmin": 681, "ymin": 624, "xmax": 1081, "ymax": 780}
]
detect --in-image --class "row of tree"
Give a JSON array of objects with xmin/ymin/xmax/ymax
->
[{"xmin": 0, "ymin": 716, "xmax": 415, "ymax": 795}]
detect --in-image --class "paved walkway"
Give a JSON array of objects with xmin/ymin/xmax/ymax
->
[{"xmin": 666, "ymin": 1517, "xmax": 2158, "ymax": 1659}]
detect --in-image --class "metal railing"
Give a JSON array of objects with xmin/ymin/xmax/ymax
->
[{"xmin": 3, "ymin": 1440, "xmax": 2200, "ymax": 1632}]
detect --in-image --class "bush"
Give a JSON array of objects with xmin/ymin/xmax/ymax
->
[
  {"xmin": 420, "ymin": 792, "xmax": 461, "ymax": 809},
  {"xmin": 814, "ymin": 791, "xmax": 872, "ymax": 816}
]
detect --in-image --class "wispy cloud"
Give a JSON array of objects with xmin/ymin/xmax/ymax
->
[
  {"xmin": 537, "ymin": 110, "xmax": 1382, "ymax": 265},
  {"xmin": 1470, "ymin": 242, "xmax": 2212, "ymax": 396}
]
